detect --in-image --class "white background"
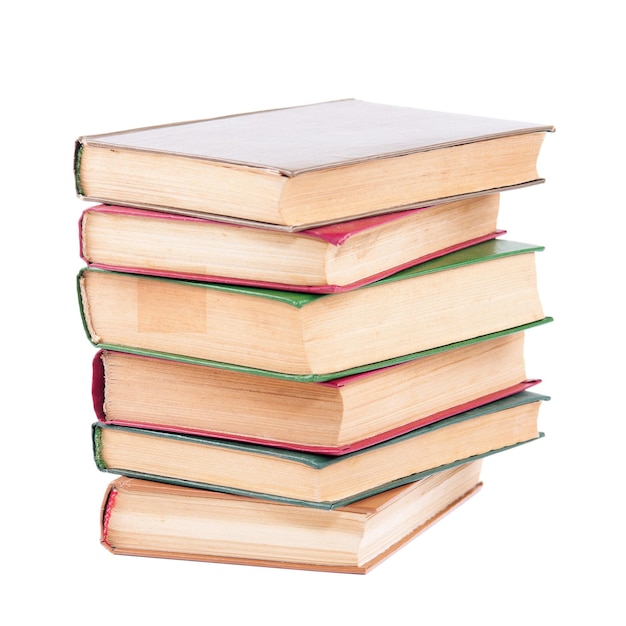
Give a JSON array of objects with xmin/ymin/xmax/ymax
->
[{"xmin": 3, "ymin": 2, "xmax": 623, "ymax": 623}]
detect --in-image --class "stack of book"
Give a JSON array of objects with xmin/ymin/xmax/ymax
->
[{"xmin": 75, "ymin": 99, "xmax": 554, "ymax": 573}]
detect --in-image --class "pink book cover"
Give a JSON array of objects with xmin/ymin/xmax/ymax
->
[
  {"xmin": 79, "ymin": 204, "xmax": 504, "ymax": 294},
  {"xmin": 91, "ymin": 350, "xmax": 540, "ymax": 455}
]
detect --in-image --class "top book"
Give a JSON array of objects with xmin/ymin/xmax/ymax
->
[{"xmin": 74, "ymin": 99, "xmax": 554, "ymax": 230}]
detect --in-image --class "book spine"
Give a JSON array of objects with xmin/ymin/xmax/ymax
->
[
  {"xmin": 73, "ymin": 141, "xmax": 84, "ymax": 196},
  {"xmin": 92, "ymin": 351, "xmax": 106, "ymax": 421},
  {"xmin": 92, "ymin": 424, "xmax": 106, "ymax": 470},
  {"xmin": 100, "ymin": 484, "xmax": 118, "ymax": 551}
]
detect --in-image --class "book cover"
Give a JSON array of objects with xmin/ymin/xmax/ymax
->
[{"xmin": 75, "ymin": 99, "xmax": 554, "ymax": 229}]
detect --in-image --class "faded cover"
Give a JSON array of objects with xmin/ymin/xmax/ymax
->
[
  {"xmin": 92, "ymin": 391, "xmax": 548, "ymax": 509},
  {"xmin": 100, "ymin": 478, "xmax": 483, "ymax": 574},
  {"xmin": 92, "ymin": 346, "xmax": 540, "ymax": 454},
  {"xmin": 79, "ymin": 204, "xmax": 504, "ymax": 294},
  {"xmin": 76, "ymin": 99, "xmax": 554, "ymax": 176}
]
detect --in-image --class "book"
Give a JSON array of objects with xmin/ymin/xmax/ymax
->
[
  {"xmin": 92, "ymin": 390, "xmax": 548, "ymax": 508},
  {"xmin": 100, "ymin": 460, "xmax": 483, "ymax": 574},
  {"xmin": 79, "ymin": 194, "xmax": 503, "ymax": 293},
  {"xmin": 78, "ymin": 238, "xmax": 550, "ymax": 380},
  {"xmin": 93, "ymin": 330, "xmax": 541, "ymax": 454},
  {"xmin": 74, "ymin": 99, "xmax": 554, "ymax": 230}
]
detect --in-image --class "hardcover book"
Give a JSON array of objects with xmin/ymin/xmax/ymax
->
[
  {"xmin": 93, "ymin": 330, "xmax": 541, "ymax": 454},
  {"xmin": 75, "ymin": 99, "xmax": 554, "ymax": 230},
  {"xmin": 100, "ymin": 461, "xmax": 483, "ymax": 574},
  {"xmin": 92, "ymin": 391, "xmax": 548, "ymax": 508},
  {"xmin": 79, "ymin": 194, "xmax": 502, "ymax": 293},
  {"xmin": 78, "ymin": 239, "xmax": 550, "ymax": 380}
]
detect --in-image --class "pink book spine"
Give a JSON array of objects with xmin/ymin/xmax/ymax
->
[
  {"xmin": 100, "ymin": 485, "xmax": 118, "ymax": 549},
  {"xmin": 92, "ymin": 351, "xmax": 106, "ymax": 421}
]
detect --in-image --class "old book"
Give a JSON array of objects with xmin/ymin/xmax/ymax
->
[
  {"xmin": 78, "ymin": 239, "xmax": 549, "ymax": 380},
  {"xmin": 100, "ymin": 461, "xmax": 483, "ymax": 574},
  {"xmin": 92, "ymin": 390, "xmax": 548, "ymax": 508},
  {"xmin": 74, "ymin": 99, "xmax": 554, "ymax": 230},
  {"xmin": 93, "ymin": 330, "xmax": 541, "ymax": 454},
  {"xmin": 79, "ymin": 194, "xmax": 502, "ymax": 293}
]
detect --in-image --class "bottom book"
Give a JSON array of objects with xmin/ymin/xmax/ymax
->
[{"xmin": 101, "ymin": 460, "xmax": 483, "ymax": 574}]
